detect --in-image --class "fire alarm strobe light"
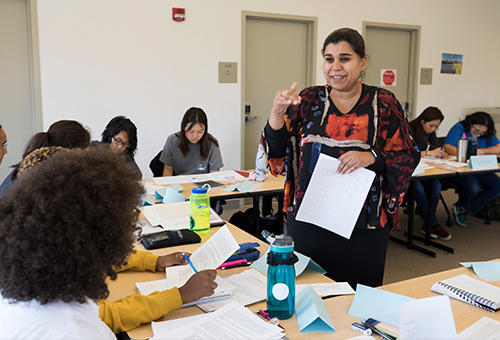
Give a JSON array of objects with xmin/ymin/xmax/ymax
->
[{"xmin": 172, "ymin": 8, "xmax": 185, "ymax": 22}]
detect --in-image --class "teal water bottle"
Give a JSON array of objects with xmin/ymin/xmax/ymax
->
[
  {"xmin": 266, "ymin": 235, "xmax": 298, "ymax": 319},
  {"xmin": 189, "ymin": 187, "xmax": 210, "ymax": 235},
  {"xmin": 467, "ymin": 136, "xmax": 478, "ymax": 159}
]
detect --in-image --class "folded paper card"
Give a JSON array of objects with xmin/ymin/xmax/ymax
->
[
  {"xmin": 141, "ymin": 195, "xmax": 155, "ymax": 206},
  {"xmin": 348, "ymin": 284, "xmax": 415, "ymax": 328},
  {"xmin": 296, "ymin": 285, "xmax": 335, "ymax": 333},
  {"xmin": 223, "ymin": 180, "xmax": 260, "ymax": 193},
  {"xmin": 468, "ymin": 155, "xmax": 498, "ymax": 170},
  {"xmin": 461, "ymin": 261, "xmax": 500, "ymax": 282},
  {"xmin": 399, "ymin": 296, "xmax": 457, "ymax": 340},
  {"xmin": 251, "ymin": 249, "xmax": 326, "ymax": 277}
]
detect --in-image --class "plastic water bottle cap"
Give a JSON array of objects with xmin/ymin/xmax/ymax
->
[
  {"xmin": 192, "ymin": 187, "xmax": 208, "ymax": 194},
  {"xmin": 270, "ymin": 236, "xmax": 294, "ymax": 253}
]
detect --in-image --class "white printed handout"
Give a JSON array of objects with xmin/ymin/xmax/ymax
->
[{"xmin": 296, "ymin": 153, "xmax": 375, "ymax": 239}]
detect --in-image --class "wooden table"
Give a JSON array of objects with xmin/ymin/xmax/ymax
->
[
  {"xmin": 107, "ymin": 224, "xmax": 500, "ymax": 339},
  {"xmin": 143, "ymin": 171, "xmax": 285, "ymax": 236}
]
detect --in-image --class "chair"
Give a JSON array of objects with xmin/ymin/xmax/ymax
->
[
  {"xmin": 436, "ymin": 137, "xmax": 491, "ymax": 225},
  {"xmin": 149, "ymin": 150, "xmax": 163, "ymax": 177}
]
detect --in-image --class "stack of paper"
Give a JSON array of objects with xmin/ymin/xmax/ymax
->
[
  {"xmin": 197, "ymin": 269, "xmax": 267, "ymax": 312},
  {"xmin": 140, "ymin": 201, "xmax": 224, "ymax": 234},
  {"xmin": 153, "ymin": 170, "xmax": 246, "ymax": 185},
  {"xmin": 151, "ymin": 301, "xmax": 283, "ymax": 340}
]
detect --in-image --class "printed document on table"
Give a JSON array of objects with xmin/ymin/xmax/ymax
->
[
  {"xmin": 163, "ymin": 225, "xmax": 239, "ymax": 286},
  {"xmin": 140, "ymin": 201, "xmax": 224, "ymax": 232},
  {"xmin": 458, "ymin": 317, "xmax": 500, "ymax": 339},
  {"xmin": 197, "ymin": 269, "xmax": 267, "ymax": 312},
  {"xmin": 296, "ymin": 153, "xmax": 375, "ymax": 239},
  {"xmin": 153, "ymin": 170, "xmax": 246, "ymax": 185},
  {"xmin": 151, "ymin": 301, "xmax": 283, "ymax": 340}
]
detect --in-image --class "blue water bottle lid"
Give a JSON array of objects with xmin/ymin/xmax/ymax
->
[
  {"xmin": 270, "ymin": 236, "xmax": 294, "ymax": 253},
  {"xmin": 192, "ymin": 186, "xmax": 208, "ymax": 194}
]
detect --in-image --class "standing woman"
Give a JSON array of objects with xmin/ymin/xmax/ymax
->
[
  {"xmin": 409, "ymin": 106, "xmax": 451, "ymax": 240},
  {"xmin": 160, "ymin": 107, "xmax": 223, "ymax": 176},
  {"xmin": 97, "ymin": 116, "xmax": 142, "ymax": 178},
  {"xmin": 443, "ymin": 111, "xmax": 500, "ymax": 227},
  {"xmin": 263, "ymin": 28, "xmax": 419, "ymax": 288}
]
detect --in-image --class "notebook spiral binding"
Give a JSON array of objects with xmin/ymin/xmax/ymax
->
[{"xmin": 438, "ymin": 281, "xmax": 496, "ymax": 312}]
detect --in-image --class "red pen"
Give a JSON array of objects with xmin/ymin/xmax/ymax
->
[{"xmin": 216, "ymin": 259, "xmax": 247, "ymax": 269}]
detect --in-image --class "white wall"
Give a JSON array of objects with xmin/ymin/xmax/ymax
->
[{"xmin": 36, "ymin": 0, "xmax": 500, "ymax": 176}]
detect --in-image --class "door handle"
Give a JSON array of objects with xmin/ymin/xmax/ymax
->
[{"xmin": 245, "ymin": 104, "xmax": 257, "ymax": 122}]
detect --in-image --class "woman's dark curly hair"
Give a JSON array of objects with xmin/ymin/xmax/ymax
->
[
  {"xmin": 461, "ymin": 111, "xmax": 496, "ymax": 143},
  {"xmin": 101, "ymin": 116, "xmax": 138, "ymax": 159},
  {"xmin": 0, "ymin": 146, "xmax": 144, "ymax": 304}
]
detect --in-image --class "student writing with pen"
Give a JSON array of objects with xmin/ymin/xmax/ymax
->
[{"xmin": 409, "ymin": 106, "xmax": 452, "ymax": 241}]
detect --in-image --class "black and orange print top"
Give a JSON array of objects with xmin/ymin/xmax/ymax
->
[{"xmin": 262, "ymin": 84, "xmax": 419, "ymax": 230}]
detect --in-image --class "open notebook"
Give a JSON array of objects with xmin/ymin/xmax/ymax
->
[
  {"xmin": 431, "ymin": 274, "xmax": 500, "ymax": 312},
  {"xmin": 136, "ymin": 275, "xmax": 233, "ymax": 307}
]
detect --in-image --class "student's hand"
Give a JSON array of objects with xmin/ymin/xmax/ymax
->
[
  {"xmin": 428, "ymin": 148, "xmax": 444, "ymax": 158},
  {"xmin": 155, "ymin": 252, "xmax": 190, "ymax": 272},
  {"xmin": 269, "ymin": 82, "xmax": 301, "ymax": 130},
  {"xmin": 337, "ymin": 151, "xmax": 375, "ymax": 174},
  {"xmin": 178, "ymin": 270, "xmax": 218, "ymax": 304},
  {"xmin": 477, "ymin": 148, "xmax": 486, "ymax": 155}
]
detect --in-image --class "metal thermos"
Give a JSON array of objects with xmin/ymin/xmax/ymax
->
[{"xmin": 457, "ymin": 139, "xmax": 468, "ymax": 163}]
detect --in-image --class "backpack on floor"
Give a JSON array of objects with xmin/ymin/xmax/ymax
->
[{"xmin": 476, "ymin": 196, "xmax": 500, "ymax": 221}]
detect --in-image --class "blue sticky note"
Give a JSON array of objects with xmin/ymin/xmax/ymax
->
[
  {"xmin": 236, "ymin": 181, "xmax": 260, "ymax": 192},
  {"xmin": 460, "ymin": 261, "xmax": 500, "ymax": 281},
  {"xmin": 251, "ymin": 249, "xmax": 326, "ymax": 277},
  {"xmin": 348, "ymin": 284, "xmax": 415, "ymax": 328},
  {"xmin": 468, "ymin": 155, "xmax": 498, "ymax": 170},
  {"xmin": 162, "ymin": 186, "xmax": 186, "ymax": 204},
  {"xmin": 296, "ymin": 285, "xmax": 335, "ymax": 333}
]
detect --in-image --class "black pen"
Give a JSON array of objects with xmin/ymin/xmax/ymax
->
[{"xmin": 219, "ymin": 261, "xmax": 254, "ymax": 270}]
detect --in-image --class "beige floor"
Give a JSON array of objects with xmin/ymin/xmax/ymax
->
[{"xmin": 221, "ymin": 189, "xmax": 500, "ymax": 285}]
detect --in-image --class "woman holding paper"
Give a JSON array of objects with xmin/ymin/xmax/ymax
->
[
  {"xmin": 443, "ymin": 111, "xmax": 500, "ymax": 227},
  {"xmin": 263, "ymin": 28, "xmax": 419, "ymax": 288}
]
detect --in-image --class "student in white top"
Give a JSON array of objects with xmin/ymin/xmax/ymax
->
[{"xmin": 0, "ymin": 147, "xmax": 145, "ymax": 338}]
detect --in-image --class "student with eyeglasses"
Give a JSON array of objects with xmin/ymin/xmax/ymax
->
[
  {"xmin": 0, "ymin": 124, "xmax": 7, "ymax": 166},
  {"xmin": 443, "ymin": 111, "xmax": 500, "ymax": 227},
  {"xmin": 92, "ymin": 116, "xmax": 142, "ymax": 178}
]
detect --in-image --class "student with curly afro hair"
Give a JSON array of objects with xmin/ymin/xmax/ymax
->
[{"xmin": 0, "ymin": 147, "xmax": 145, "ymax": 338}]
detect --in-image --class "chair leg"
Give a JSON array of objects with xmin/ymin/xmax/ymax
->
[{"xmin": 440, "ymin": 194, "xmax": 453, "ymax": 227}]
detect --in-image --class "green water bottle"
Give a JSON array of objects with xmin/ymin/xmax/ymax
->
[{"xmin": 189, "ymin": 187, "xmax": 210, "ymax": 235}]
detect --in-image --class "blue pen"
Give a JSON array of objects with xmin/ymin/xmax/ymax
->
[{"xmin": 183, "ymin": 253, "xmax": 198, "ymax": 273}]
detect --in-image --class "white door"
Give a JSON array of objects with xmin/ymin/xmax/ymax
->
[
  {"xmin": 0, "ymin": 0, "xmax": 39, "ymax": 180},
  {"xmin": 363, "ymin": 24, "xmax": 419, "ymax": 118},
  {"xmin": 243, "ymin": 16, "xmax": 314, "ymax": 169}
]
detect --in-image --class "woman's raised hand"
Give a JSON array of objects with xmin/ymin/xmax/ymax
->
[{"xmin": 269, "ymin": 82, "xmax": 301, "ymax": 130}]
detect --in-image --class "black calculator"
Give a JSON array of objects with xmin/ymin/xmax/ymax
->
[{"xmin": 141, "ymin": 229, "xmax": 201, "ymax": 250}]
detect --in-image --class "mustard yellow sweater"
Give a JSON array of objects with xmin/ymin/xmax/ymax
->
[{"xmin": 99, "ymin": 251, "xmax": 183, "ymax": 333}]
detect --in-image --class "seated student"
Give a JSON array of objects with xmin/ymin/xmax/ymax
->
[
  {"xmin": 443, "ymin": 111, "xmax": 500, "ymax": 227},
  {"xmin": 160, "ymin": 107, "xmax": 223, "ymax": 176},
  {"xmin": 93, "ymin": 116, "xmax": 142, "ymax": 178},
  {"xmin": 0, "ymin": 120, "xmax": 90, "ymax": 196},
  {"xmin": 0, "ymin": 147, "xmax": 218, "ymax": 338},
  {"xmin": 409, "ymin": 107, "xmax": 451, "ymax": 240},
  {"xmin": 0, "ymin": 124, "xmax": 7, "ymax": 166},
  {"xmin": 5, "ymin": 145, "xmax": 219, "ymax": 334}
]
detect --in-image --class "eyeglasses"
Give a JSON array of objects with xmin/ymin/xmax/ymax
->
[
  {"xmin": 0, "ymin": 142, "xmax": 7, "ymax": 150},
  {"xmin": 470, "ymin": 125, "xmax": 488, "ymax": 137},
  {"xmin": 112, "ymin": 136, "xmax": 129, "ymax": 148}
]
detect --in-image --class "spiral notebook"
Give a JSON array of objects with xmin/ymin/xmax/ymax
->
[{"xmin": 431, "ymin": 274, "xmax": 500, "ymax": 312}]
